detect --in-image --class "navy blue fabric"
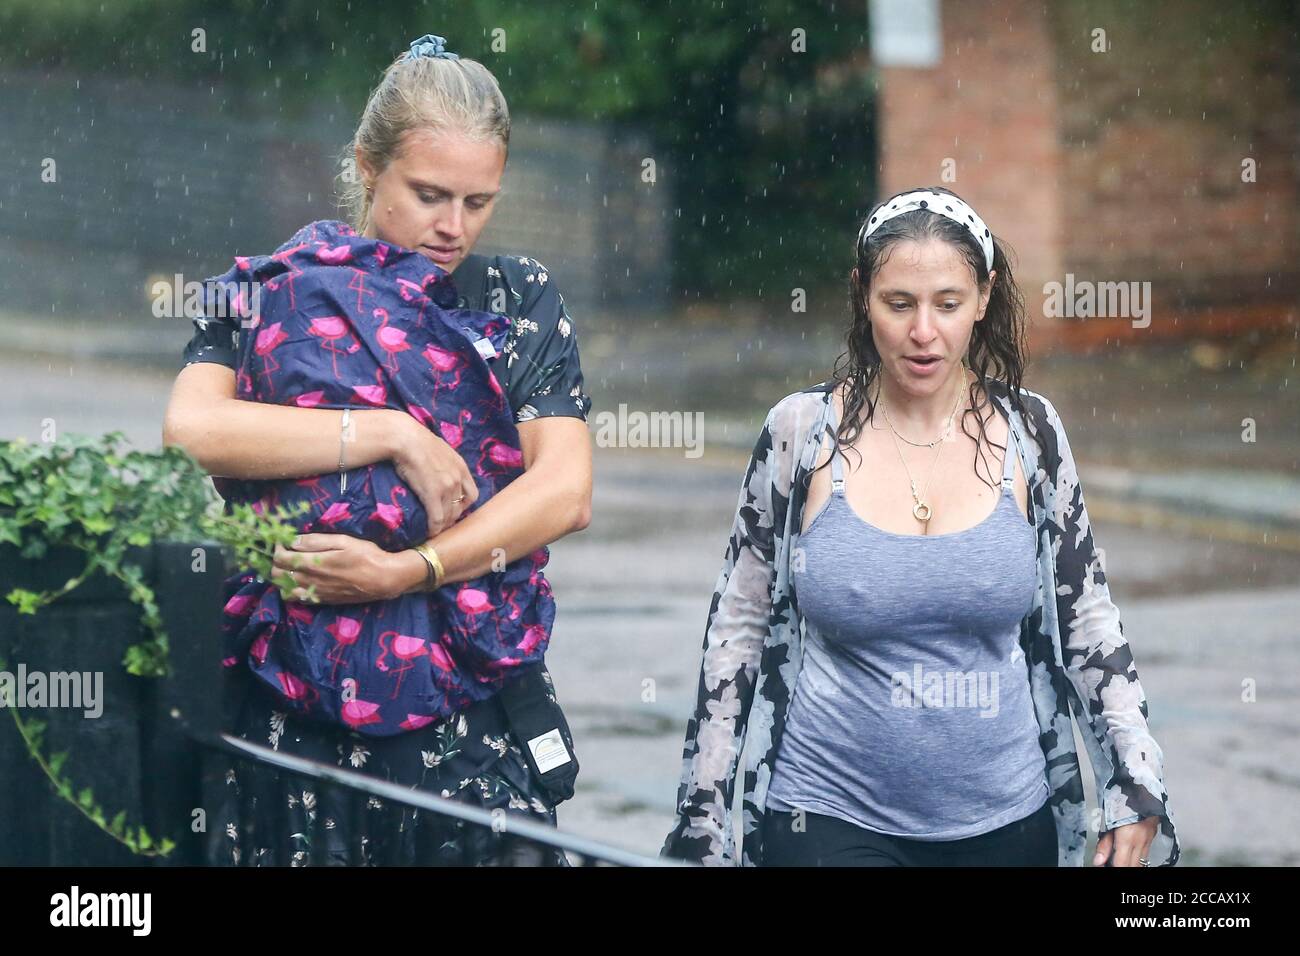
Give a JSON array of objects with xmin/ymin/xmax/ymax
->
[
  {"xmin": 182, "ymin": 248, "xmax": 592, "ymax": 424},
  {"xmin": 209, "ymin": 220, "xmax": 555, "ymax": 736}
]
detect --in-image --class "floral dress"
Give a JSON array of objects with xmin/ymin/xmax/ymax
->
[
  {"xmin": 183, "ymin": 245, "xmax": 591, "ymax": 866},
  {"xmin": 210, "ymin": 663, "xmax": 575, "ymax": 866}
]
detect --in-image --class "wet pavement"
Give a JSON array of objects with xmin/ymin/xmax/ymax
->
[
  {"xmin": 2, "ymin": 331, "xmax": 1298, "ymax": 866},
  {"xmin": 547, "ymin": 445, "xmax": 1300, "ymax": 865}
]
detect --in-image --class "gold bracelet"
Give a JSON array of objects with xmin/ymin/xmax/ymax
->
[
  {"xmin": 412, "ymin": 547, "xmax": 437, "ymax": 591},
  {"xmin": 412, "ymin": 542, "xmax": 445, "ymax": 591}
]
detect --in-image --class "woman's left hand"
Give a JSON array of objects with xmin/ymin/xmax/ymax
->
[
  {"xmin": 1094, "ymin": 816, "xmax": 1161, "ymax": 866},
  {"xmin": 272, "ymin": 533, "xmax": 403, "ymax": 605}
]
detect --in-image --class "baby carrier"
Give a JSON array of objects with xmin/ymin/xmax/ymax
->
[{"xmin": 208, "ymin": 220, "xmax": 560, "ymax": 746}]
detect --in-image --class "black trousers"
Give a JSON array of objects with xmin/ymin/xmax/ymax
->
[{"xmin": 760, "ymin": 797, "xmax": 1058, "ymax": 867}]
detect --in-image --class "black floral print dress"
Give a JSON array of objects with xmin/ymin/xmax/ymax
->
[
  {"xmin": 183, "ymin": 251, "xmax": 591, "ymax": 866},
  {"xmin": 212, "ymin": 662, "xmax": 575, "ymax": 866}
]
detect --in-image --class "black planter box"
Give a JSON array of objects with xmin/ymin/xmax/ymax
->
[{"xmin": 0, "ymin": 539, "xmax": 228, "ymax": 865}]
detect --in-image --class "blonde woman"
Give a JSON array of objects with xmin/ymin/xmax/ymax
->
[{"xmin": 163, "ymin": 34, "xmax": 592, "ymax": 866}]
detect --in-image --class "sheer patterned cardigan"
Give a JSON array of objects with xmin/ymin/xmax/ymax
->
[{"xmin": 661, "ymin": 377, "xmax": 1181, "ymax": 867}]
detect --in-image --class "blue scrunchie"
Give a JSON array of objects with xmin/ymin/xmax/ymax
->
[{"xmin": 406, "ymin": 33, "xmax": 460, "ymax": 61}]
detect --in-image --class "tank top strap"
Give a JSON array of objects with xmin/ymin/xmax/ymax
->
[
  {"xmin": 827, "ymin": 391, "xmax": 846, "ymax": 495},
  {"xmin": 1000, "ymin": 417, "xmax": 1021, "ymax": 490},
  {"xmin": 830, "ymin": 439, "xmax": 846, "ymax": 494}
]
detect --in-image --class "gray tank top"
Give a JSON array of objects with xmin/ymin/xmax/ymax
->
[{"xmin": 766, "ymin": 402, "xmax": 1049, "ymax": 840}]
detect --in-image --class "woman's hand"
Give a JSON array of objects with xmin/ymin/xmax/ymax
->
[
  {"xmin": 1094, "ymin": 816, "xmax": 1161, "ymax": 866},
  {"xmin": 390, "ymin": 414, "xmax": 480, "ymax": 535},
  {"xmin": 272, "ymin": 533, "xmax": 408, "ymax": 605}
]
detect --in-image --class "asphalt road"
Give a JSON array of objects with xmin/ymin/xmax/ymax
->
[{"xmin": 3, "ymin": 350, "xmax": 1298, "ymax": 866}]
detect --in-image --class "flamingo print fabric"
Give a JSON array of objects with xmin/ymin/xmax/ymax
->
[{"xmin": 209, "ymin": 220, "xmax": 556, "ymax": 736}]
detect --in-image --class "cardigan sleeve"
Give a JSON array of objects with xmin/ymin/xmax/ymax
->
[
  {"xmin": 1043, "ymin": 397, "xmax": 1181, "ymax": 866},
  {"xmin": 661, "ymin": 410, "xmax": 778, "ymax": 866}
]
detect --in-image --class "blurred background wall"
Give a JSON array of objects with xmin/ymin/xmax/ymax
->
[
  {"xmin": 0, "ymin": 0, "xmax": 1293, "ymax": 352},
  {"xmin": 872, "ymin": 0, "xmax": 1299, "ymax": 349},
  {"xmin": 0, "ymin": 66, "xmax": 670, "ymax": 321}
]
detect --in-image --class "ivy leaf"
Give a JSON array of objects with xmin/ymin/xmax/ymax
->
[{"xmin": 2, "ymin": 431, "xmax": 309, "ymax": 856}]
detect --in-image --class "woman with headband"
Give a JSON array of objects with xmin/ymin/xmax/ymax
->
[
  {"xmin": 163, "ymin": 35, "xmax": 591, "ymax": 866},
  {"xmin": 662, "ymin": 185, "xmax": 1181, "ymax": 867}
]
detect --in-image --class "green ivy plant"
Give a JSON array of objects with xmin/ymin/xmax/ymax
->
[{"xmin": 0, "ymin": 429, "xmax": 312, "ymax": 858}]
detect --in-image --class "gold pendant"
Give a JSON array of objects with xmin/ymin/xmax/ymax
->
[{"xmin": 909, "ymin": 479, "xmax": 931, "ymax": 522}]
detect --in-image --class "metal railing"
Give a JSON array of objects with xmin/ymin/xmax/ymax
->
[{"xmin": 193, "ymin": 730, "xmax": 689, "ymax": 868}]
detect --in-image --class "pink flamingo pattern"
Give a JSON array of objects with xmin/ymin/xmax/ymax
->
[
  {"xmin": 254, "ymin": 321, "xmax": 290, "ymax": 392},
  {"xmin": 307, "ymin": 315, "xmax": 361, "ymax": 378},
  {"xmin": 375, "ymin": 631, "xmax": 430, "ymax": 699},
  {"xmin": 421, "ymin": 343, "xmax": 464, "ymax": 388},
  {"xmin": 326, "ymin": 613, "xmax": 364, "ymax": 682},
  {"xmin": 370, "ymin": 486, "xmax": 407, "ymax": 533},
  {"xmin": 373, "ymin": 307, "xmax": 411, "ymax": 373},
  {"xmin": 439, "ymin": 408, "xmax": 474, "ymax": 449},
  {"xmin": 350, "ymin": 367, "xmax": 387, "ymax": 407},
  {"xmin": 212, "ymin": 220, "xmax": 555, "ymax": 737}
]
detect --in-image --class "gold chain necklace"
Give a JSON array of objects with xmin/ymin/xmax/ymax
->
[{"xmin": 878, "ymin": 371, "xmax": 968, "ymax": 524}]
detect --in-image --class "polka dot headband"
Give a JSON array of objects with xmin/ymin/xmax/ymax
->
[{"xmin": 857, "ymin": 189, "xmax": 995, "ymax": 272}]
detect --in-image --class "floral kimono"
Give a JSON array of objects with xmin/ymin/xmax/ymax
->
[
  {"xmin": 209, "ymin": 220, "xmax": 556, "ymax": 737},
  {"xmin": 661, "ymin": 377, "xmax": 1181, "ymax": 867}
]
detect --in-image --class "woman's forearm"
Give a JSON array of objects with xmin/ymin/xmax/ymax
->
[
  {"xmin": 394, "ymin": 453, "xmax": 590, "ymax": 593},
  {"xmin": 163, "ymin": 366, "xmax": 408, "ymax": 480},
  {"xmin": 202, "ymin": 401, "xmax": 405, "ymax": 480}
]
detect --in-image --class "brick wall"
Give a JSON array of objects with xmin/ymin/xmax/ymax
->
[
  {"xmin": 876, "ymin": 0, "xmax": 1064, "ymax": 321},
  {"xmin": 874, "ymin": 0, "xmax": 1299, "ymax": 337},
  {"xmin": 1048, "ymin": 0, "xmax": 1299, "ymax": 313}
]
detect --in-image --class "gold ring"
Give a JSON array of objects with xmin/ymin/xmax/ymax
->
[{"xmin": 451, "ymin": 494, "xmax": 465, "ymax": 503}]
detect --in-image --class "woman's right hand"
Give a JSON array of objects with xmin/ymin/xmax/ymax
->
[{"xmin": 389, "ymin": 413, "xmax": 480, "ymax": 534}]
